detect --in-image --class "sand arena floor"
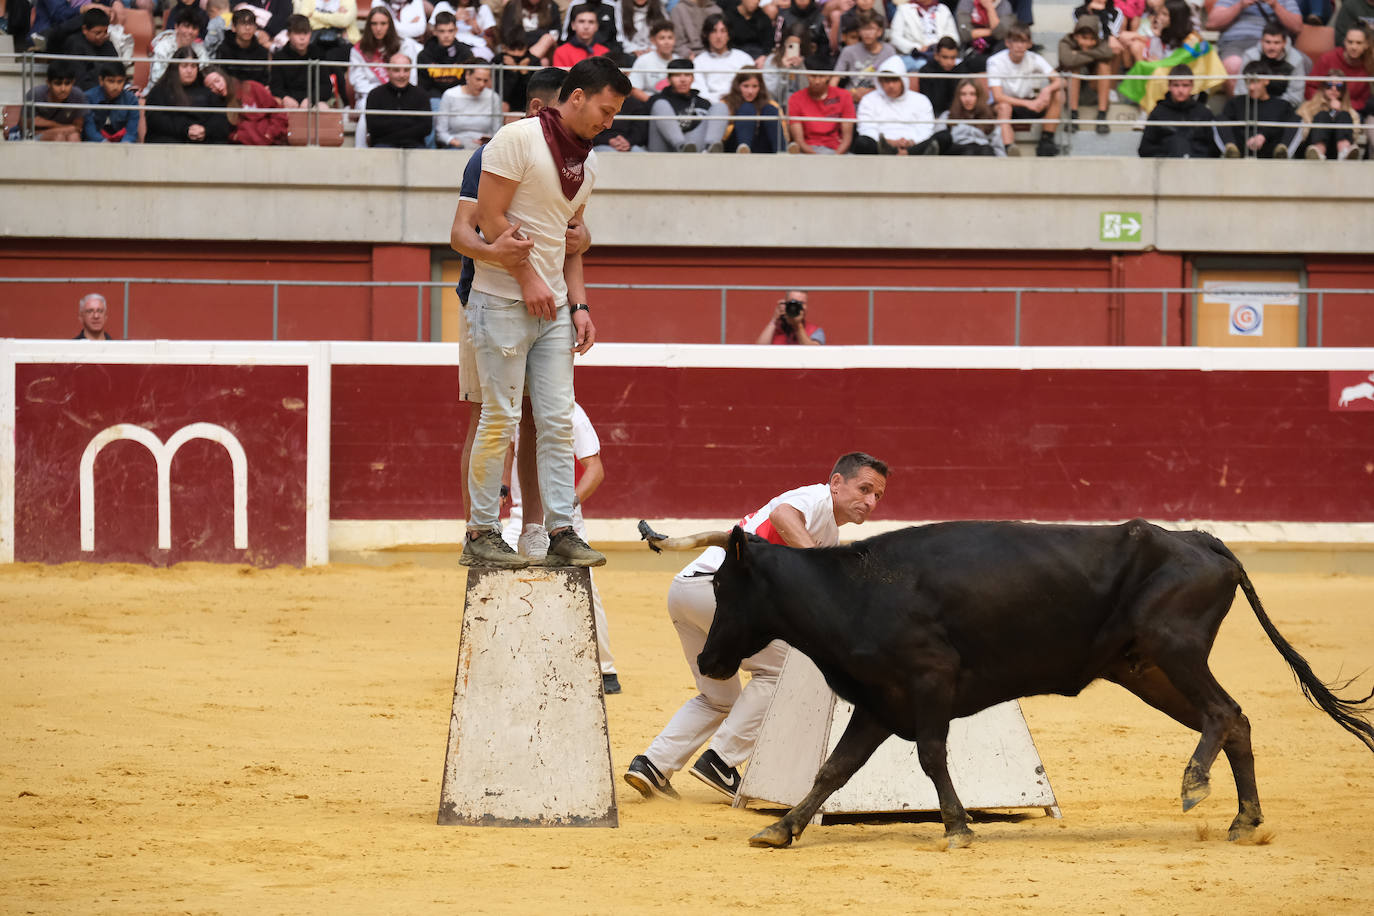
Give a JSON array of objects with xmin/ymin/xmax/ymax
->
[{"xmin": 2, "ymin": 550, "xmax": 1373, "ymax": 915}]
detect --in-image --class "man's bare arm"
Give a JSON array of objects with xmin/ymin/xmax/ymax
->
[
  {"xmin": 450, "ymin": 198, "xmax": 533, "ymax": 268},
  {"xmin": 476, "ymin": 170, "xmax": 556, "ymax": 317},
  {"xmin": 768, "ymin": 504, "xmax": 817, "ymax": 548}
]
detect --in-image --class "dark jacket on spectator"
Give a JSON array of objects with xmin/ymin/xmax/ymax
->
[
  {"xmin": 648, "ymin": 84, "xmax": 713, "ymax": 132},
  {"xmin": 919, "ymin": 56, "xmax": 980, "ymax": 115},
  {"xmin": 593, "ymin": 92, "xmax": 649, "ymax": 148},
  {"xmin": 366, "ymin": 81, "xmax": 432, "ymax": 148},
  {"xmin": 564, "ymin": 0, "xmax": 622, "ymax": 53},
  {"xmin": 144, "ymin": 81, "xmax": 231, "ymax": 143},
  {"xmin": 239, "ymin": 0, "xmax": 293, "ymax": 38},
  {"xmin": 58, "ymin": 31, "xmax": 119, "ymax": 91},
  {"xmin": 1138, "ymin": 92, "xmax": 1222, "ymax": 157},
  {"xmin": 83, "ymin": 83, "xmax": 140, "ymax": 142},
  {"xmin": 779, "ymin": 0, "xmax": 831, "ymax": 67},
  {"xmin": 216, "ymin": 37, "xmax": 271, "ymax": 84},
  {"xmin": 723, "ymin": 2, "xmax": 774, "ymax": 59},
  {"xmin": 417, "ymin": 36, "xmax": 475, "ymax": 98},
  {"xmin": 1219, "ymin": 93, "xmax": 1300, "ymax": 156},
  {"xmin": 269, "ymin": 42, "xmax": 329, "ymax": 104}
]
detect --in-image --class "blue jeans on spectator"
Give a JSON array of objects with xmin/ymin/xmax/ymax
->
[
  {"xmin": 464, "ymin": 291, "xmax": 577, "ymax": 533},
  {"xmin": 728, "ymin": 101, "xmax": 783, "ymax": 152},
  {"xmin": 1296, "ymin": 0, "xmax": 1331, "ymax": 20},
  {"xmin": 1011, "ymin": 0, "xmax": 1034, "ymax": 26}
]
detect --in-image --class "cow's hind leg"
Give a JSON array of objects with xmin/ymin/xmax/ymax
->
[
  {"xmin": 749, "ymin": 707, "xmax": 890, "ymax": 849},
  {"xmin": 1109, "ymin": 659, "xmax": 1262, "ymax": 840},
  {"xmin": 913, "ymin": 722, "xmax": 974, "ymax": 848}
]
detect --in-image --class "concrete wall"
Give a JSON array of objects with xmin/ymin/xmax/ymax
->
[{"xmin": 2, "ymin": 144, "xmax": 1369, "ymax": 254}]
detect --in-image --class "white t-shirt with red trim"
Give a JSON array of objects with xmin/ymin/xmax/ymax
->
[
  {"xmin": 504, "ymin": 402, "xmax": 599, "ymax": 538},
  {"xmin": 679, "ymin": 482, "xmax": 839, "ymax": 578}
]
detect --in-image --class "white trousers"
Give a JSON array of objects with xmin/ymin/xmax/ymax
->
[{"xmin": 645, "ymin": 574, "xmax": 787, "ymax": 773}]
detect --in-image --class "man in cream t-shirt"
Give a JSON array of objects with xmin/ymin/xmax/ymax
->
[
  {"xmin": 463, "ymin": 56, "xmax": 631, "ymax": 570},
  {"xmin": 624, "ymin": 452, "xmax": 890, "ymax": 801}
]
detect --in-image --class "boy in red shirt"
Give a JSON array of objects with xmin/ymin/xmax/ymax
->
[{"xmin": 786, "ymin": 64, "xmax": 855, "ymax": 153}]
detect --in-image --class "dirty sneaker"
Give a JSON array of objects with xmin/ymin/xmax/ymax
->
[
  {"xmin": 517, "ymin": 523, "xmax": 549, "ymax": 561},
  {"xmin": 541, "ymin": 529, "xmax": 606, "ymax": 567},
  {"xmin": 459, "ymin": 529, "xmax": 529, "ymax": 568}
]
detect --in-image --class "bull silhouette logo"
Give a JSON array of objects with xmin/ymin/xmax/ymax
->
[
  {"xmin": 1338, "ymin": 373, "xmax": 1374, "ymax": 408},
  {"xmin": 78, "ymin": 422, "xmax": 248, "ymax": 552}
]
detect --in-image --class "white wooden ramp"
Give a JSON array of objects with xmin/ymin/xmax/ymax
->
[
  {"xmin": 438, "ymin": 567, "xmax": 617, "ymax": 827},
  {"xmin": 735, "ymin": 649, "xmax": 1058, "ymax": 822}
]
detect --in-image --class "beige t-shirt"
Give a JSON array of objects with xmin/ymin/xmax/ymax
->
[{"xmin": 472, "ymin": 116, "xmax": 598, "ymax": 306}]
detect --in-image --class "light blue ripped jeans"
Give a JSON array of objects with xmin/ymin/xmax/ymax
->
[{"xmin": 465, "ymin": 289, "xmax": 576, "ymax": 533}]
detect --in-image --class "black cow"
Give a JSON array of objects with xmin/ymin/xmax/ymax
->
[{"xmin": 658, "ymin": 519, "xmax": 1374, "ymax": 848}]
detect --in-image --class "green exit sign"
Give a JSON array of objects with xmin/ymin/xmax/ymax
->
[{"xmin": 1100, "ymin": 212, "xmax": 1143, "ymax": 242}]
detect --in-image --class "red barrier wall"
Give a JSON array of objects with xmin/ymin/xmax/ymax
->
[
  {"xmin": 329, "ymin": 364, "xmax": 1374, "ymax": 524},
  {"xmin": 14, "ymin": 364, "xmax": 310, "ymax": 565}
]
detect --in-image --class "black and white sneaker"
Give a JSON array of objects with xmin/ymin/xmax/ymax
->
[
  {"xmin": 689, "ymin": 749, "xmax": 741, "ymax": 799},
  {"xmin": 624, "ymin": 755, "xmax": 679, "ymax": 800}
]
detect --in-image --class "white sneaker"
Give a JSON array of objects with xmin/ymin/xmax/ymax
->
[{"xmin": 517, "ymin": 524, "xmax": 549, "ymax": 560}]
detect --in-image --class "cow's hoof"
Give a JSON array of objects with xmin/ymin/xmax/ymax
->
[
  {"xmin": 1227, "ymin": 802, "xmax": 1263, "ymax": 841},
  {"xmin": 944, "ymin": 828, "xmax": 975, "ymax": 850},
  {"xmin": 1226, "ymin": 821, "xmax": 1257, "ymax": 842},
  {"xmin": 1180, "ymin": 768, "xmax": 1211, "ymax": 812},
  {"xmin": 749, "ymin": 822, "xmax": 794, "ymax": 848}
]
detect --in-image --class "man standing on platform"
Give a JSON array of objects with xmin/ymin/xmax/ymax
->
[
  {"xmin": 624, "ymin": 452, "xmax": 889, "ymax": 800},
  {"xmin": 462, "ymin": 55, "xmax": 631, "ymax": 570}
]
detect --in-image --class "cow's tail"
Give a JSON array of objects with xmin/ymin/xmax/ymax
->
[{"xmin": 1202, "ymin": 533, "xmax": 1374, "ymax": 754}]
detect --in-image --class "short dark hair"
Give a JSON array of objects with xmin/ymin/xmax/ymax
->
[
  {"xmin": 569, "ymin": 3, "xmax": 599, "ymax": 22},
  {"xmin": 527, "ymin": 66, "xmax": 566, "ymax": 105},
  {"xmin": 46, "ymin": 58, "xmax": 78, "ymax": 82},
  {"xmin": 700, "ymin": 12, "xmax": 726, "ymax": 47},
  {"xmin": 231, "ymin": 8, "xmax": 257, "ymax": 26},
  {"xmin": 559, "ymin": 54, "xmax": 631, "ymax": 101},
  {"xmin": 177, "ymin": 6, "xmax": 208, "ymax": 30},
  {"xmin": 433, "ymin": 10, "xmax": 457, "ymax": 26},
  {"xmin": 832, "ymin": 452, "xmax": 889, "ymax": 481},
  {"xmin": 96, "ymin": 60, "xmax": 127, "ymax": 80},
  {"xmin": 936, "ymin": 36, "xmax": 959, "ymax": 53},
  {"xmin": 1006, "ymin": 22, "xmax": 1032, "ymax": 42},
  {"xmin": 82, "ymin": 7, "xmax": 110, "ymax": 28},
  {"xmin": 649, "ymin": 18, "xmax": 674, "ymax": 37},
  {"xmin": 287, "ymin": 13, "xmax": 312, "ymax": 33},
  {"xmin": 1261, "ymin": 21, "xmax": 1287, "ymax": 39},
  {"xmin": 1168, "ymin": 63, "xmax": 1193, "ymax": 78}
]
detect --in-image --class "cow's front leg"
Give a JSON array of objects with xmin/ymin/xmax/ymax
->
[
  {"xmin": 914, "ymin": 724, "xmax": 974, "ymax": 848},
  {"xmin": 749, "ymin": 707, "xmax": 890, "ymax": 848}
]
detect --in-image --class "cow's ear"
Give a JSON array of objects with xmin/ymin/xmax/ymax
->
[{"xmin": 728, "ymin": 525, "xmax": 749, "ymax": 566}]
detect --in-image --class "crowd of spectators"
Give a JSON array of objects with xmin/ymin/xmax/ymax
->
[{"xmin": 5, "ymin": 0, "xmax": 1370, "ymax": 157}]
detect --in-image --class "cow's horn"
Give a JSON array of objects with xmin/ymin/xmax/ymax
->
[{"xmin": 638, "ymin": 520, "xmax": 730, "ymax": 553}]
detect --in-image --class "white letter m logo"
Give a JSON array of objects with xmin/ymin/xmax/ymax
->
[{"xmin": 79, "ymin": 423, "xmax": 248, "ymax": 553}]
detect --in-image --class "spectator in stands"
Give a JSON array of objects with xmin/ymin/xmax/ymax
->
[
  {"xmin": 987, "ymin": 23, "xmax": 1063, "ymax": 156},
  {"xmin": 366, "ymin": 51, "xmax": 433, "ymax": 147},
  {"xmin": 31, "ymin": 0, "xmax": 100, "ymax": 37},
  {"xmin": 50, "ymin": 7, "xmax": 118, "ymax": 92},
  {"xmin": 1239, "ymin": 22, "xmax": 1308, "ymax": 107},
  {"xmin": 825, "ymin": 0, "xmax": 887, "ymax": 57},
  {"xmin": 496, "ymin": 30, "xmax": 541, "ymax": 112},
  {"xmin": 25, "ymin": 58, "xmax": 86, "ymax": 142},
  {"xmin": 779, "ymin": 0, "xmax": 831, "ymax": 68},
  {"xmin": 834, "ymin": 10, "xmax": 897, "ymax": 102},
  {"xmin": 593, "ymin": 91, "xmax": 650, "ymax": 150},
  {"xmin": 237, "ymin": 0, "xmax": 294, "ymax": 46},
  {"xmin": 500, "ymin": 0, "xmax": 561, "ymax": 63},
  {"xmin": 1, "ymin": 0, "xmax": 36, "ymax": 52},
  {"xmin": 939, "ymin": 76, "xmax": 1007, "ymax": 154},
  {"xmin": 1334, "ymin": 1, "xmax": 1373, "ymax": 46},
  {"xmin": 723, "ymin": 0, "xmax": 774, "ymax": 64},
  {"xmin": 418, "ymin": 10, "xmax": 476, "ymax": 100},
  {"xmin": 144, "ymin": 47, "xmax": 230, "ymax": 143},
  {"xmin": 83, "ymin": 59, "xmax": 139, "ymax": 141},
  {"xmin": 786, "ymin": 57, "xmax": 855, "ymax": 153},
  {"xmin": 75, "ymin": 293, "xmax": 114, "ymax": 340},
  {"xmin": 855, "ymin": 56, "xmax": 941, "ymax": 153},
  {"xmin": 560, "ymin": 0, "xmax": 622, "ymax": 57},
  {"xmin": 1119, "ymin": 0, "xmax": 1225, "ymax": 111},
  {"xmin": 1306, "ymin": 24, "xmax": 1371, "ymax": 149},
  {"xmin": 296, "ymin": 0, "xmax": 361, "ymax": 51},
  {"xmin": 1297, "ymin": 72, "xmax": 1358, "ymax": 159},
  {"xmin": 216, "ymin": 8, "xmax": 270, "ymax": 84},
  {"xmin": 147, "ymin": 7, "xmax": 209, "ymax": 93},
  {"xmin": 555, "ymin": 5, "xmax": 613, "ymax": 67},
  {"xmin": 1220, "ymin": 58, "xmax": 1300, "ymax": 157},
  {"xmin": 890, "ymin": 0, "xmax": 959, "ymax": 69},
  {"xmin": 1059, "ymin": 15, "xmax": 1114, "ymax": 134},
  {"xmin": 1208, "ymin": 0, "xmax": 1302, "ymax": 80},
  {"xmin": 764, "ymin": 22, "xmax": 813, "ymax": 105},
  {"xmin": 166, "ymin": 0, "xmax": 210, "ymax": 38},
  {"xmin": 621, "ymin": 0, "xmax": 667, "ymax": 58},
  {"xmin": 202, "ymin": 0, "xmax": 230, "ymax": 55},
  {"xmin": 920, "ymin": 36, "xmax": 980, "ymax": 115},
  {"xmin": 203, "ymin": 64, "xmax": 288, "ymax": 144},
  {"xmin": 722, "ymin": 68, "xmax": 782, "ymax": 152},
  {"xmin": 647, "ymin": 57, "xmax": 729, "ymax": 150},
  {"xmin": 756, "ymin": 290, "xmax": 825, "ymax": 345},
  {"xmin": 630, "ymin": 19, "xmax": 677, "ymax": 101},
  {"xmin": 671, "ymin": 0, "xmax": 722, "ymax": 59},
  {"xmin": 1073, "ymin": 0, "xmax": 1131, "ymax": 68},
  {"xmin": 438, "ymin": 0, "xmax": 497, "ymax": 61},
  {"xmin": 351, "ymin": 6, "xmax": 419, "ymax": 145},
  {"xmin": 373, "ymin": 0, "xmax": 428, "ymax": 45},
  {"xmin": 437, "ymin": 66, "xmax": 501, "ymax": 147},
  {"xmin": 1137, "ymin": 64, "xmax": 1222, "ymax": 156},
  {"xmin": 272, "ymin": 15, "xmax": 329, "ymax": 108},
  {"xmin": 955, "ymin": 0, "xmax": 1015, "ymax": 65},
  {"xmin": 693, "ymin": 14, "xmax": 754, "ymax": 103}
]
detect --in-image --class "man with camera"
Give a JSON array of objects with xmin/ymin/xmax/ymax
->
[{"xmin": 755, "ymin": 289, "xmax": 827, "ymax": 345}]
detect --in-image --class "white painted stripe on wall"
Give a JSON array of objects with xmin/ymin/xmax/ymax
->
[{"xmin": 305, "ymin": 343, "xmax": 331, "ymax": 567}]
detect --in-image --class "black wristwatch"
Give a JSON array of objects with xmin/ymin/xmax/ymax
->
[{"xmin": 570, "ymin": 303, "xmax": 590, "ymax": 314}]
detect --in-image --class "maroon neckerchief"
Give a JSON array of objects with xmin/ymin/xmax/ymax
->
[{"xmin": 538, "ymin": 107, "xmax": 593, "ymax": 201}]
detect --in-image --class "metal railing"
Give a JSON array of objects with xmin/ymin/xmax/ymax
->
[{"xmin": 6, "ymin": 276, "xmax": 1371, "ymax": 345}]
